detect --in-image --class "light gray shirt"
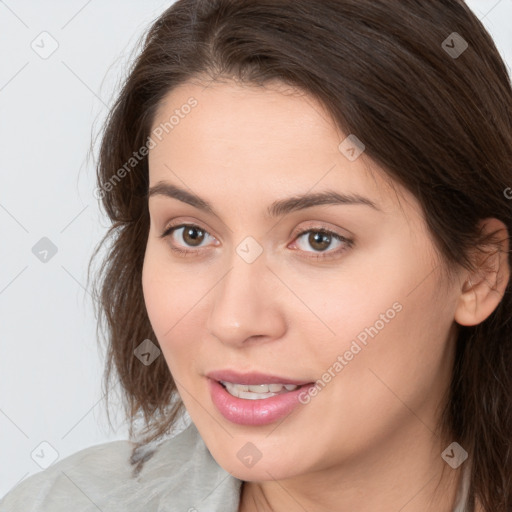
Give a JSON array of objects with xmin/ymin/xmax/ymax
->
[{"xmin": 0, "ymin": 422, "xmax": 470, "ymax": 511}]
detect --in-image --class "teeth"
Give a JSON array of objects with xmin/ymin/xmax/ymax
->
[
  {"xmin": 248, "ymin": 384, "xmax": 270, "ymax": 393},
  {"xmin": 220, "ymin": 381, "xmax": 300, "ymax": 399},
  {"xmin": 238, "ymin": 391, "xmax": 277, "ymax": 400}
]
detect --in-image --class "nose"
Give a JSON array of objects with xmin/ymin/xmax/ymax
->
[{"xmin": 206, "ymin": 252, "xmax": 287, "ymax": 347}]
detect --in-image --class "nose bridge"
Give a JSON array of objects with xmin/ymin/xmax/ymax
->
[{"xmin": 206, "ymin": 246, "xmax": 284, "ymax": 345}]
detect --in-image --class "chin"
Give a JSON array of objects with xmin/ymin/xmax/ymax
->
[{"xmin": 226, "ymin": 460, "xmax": 298, "ymax": 482}]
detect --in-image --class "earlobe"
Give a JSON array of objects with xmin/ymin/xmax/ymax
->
[{"xmin": 454, "ymin": 218, "xmax": 510, "ymax": 327}]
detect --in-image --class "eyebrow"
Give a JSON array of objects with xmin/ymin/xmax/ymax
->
[{"xmin": 147, "ymin": 182, "xmax": 381, "ymax": 218}]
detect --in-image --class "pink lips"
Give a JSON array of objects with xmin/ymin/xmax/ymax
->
[
  {"xmin": 206, "ymin": 369, "xmax": 312, "ymax": 386},
  {"xmin": 206, "ymin": 370, "xmax": 314, "ymax": 426}
]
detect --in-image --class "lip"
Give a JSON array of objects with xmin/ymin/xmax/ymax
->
[
  {"xmin": 206, "ymin": 369, "xmax": 312, "ymax": 386},
  {"xmin": 206, "ymin": 372, "xmax": 315, "ymax": 426}
]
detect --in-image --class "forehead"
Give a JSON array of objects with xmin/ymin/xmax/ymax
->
[
  {"xmin": 147, "ymin": 79, "xmax": 413, "ymax": 216},
  {"xmin": 149, "ymin": 79, "xmax": 341, "ymax": 160}
]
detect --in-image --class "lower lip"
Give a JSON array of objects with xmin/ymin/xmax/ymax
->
[{"xmin": 208, "ymin": 378, "xmax": 314, "ymax": 426}]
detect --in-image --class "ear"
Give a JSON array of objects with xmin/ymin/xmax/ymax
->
[{"xmin": 454, "ymin": 217, "xmax": 510, "ymax": 327}]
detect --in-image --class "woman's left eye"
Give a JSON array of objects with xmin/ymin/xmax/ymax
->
[
  {"xmin": 291, "ymin": 228, "xmax": 353, "ymax": 259},
  {"xmin": 160, "ymin": 223, "xmax": 353, "ymax": 260}
]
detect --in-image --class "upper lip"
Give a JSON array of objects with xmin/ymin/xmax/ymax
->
[{"xmin": 206, "ymin": 369, "xmax": 313, "ymax": 386}]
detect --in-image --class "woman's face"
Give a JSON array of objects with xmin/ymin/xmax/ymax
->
[{"xmin": 142, "ymin": 79, "xmax": 463, "ymax": 482}]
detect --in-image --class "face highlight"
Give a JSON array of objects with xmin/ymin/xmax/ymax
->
[{"xmin": 141, "ymin": 79, "xmax": 463, "ymax": 491}]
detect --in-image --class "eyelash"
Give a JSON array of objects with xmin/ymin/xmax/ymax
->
[{"xmin": 159, "ymin": 223, "xmax": 354, "ymax": 261}]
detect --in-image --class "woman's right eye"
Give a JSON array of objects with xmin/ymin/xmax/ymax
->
[{"xmin": 160, "ymin": 223, "xmax": 217, "ymax": 256}]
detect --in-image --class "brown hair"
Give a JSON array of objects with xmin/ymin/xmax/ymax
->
[{"xmin": 88, "ymin": 0, "xmax": 512, "ymax": 509}]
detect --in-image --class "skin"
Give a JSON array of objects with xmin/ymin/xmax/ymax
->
[{"xmin": 142, "ymin": 78, "xmax": 509, "ymax": 512}]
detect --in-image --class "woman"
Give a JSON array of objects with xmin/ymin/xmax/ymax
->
[{"xmin": 2, "ymin": 1, "xmax": 511, "ymax": 511}]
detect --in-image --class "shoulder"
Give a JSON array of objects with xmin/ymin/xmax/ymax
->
[
  {"xmin": 130, "ymin": 422, "xmax": 243, "ymax": 510},
  {"xmin": 0, "ymin": 422, "xmax": 242, "ymax": 512},
  {"xmin": 0, "ymin": 438, "xmax": 134, "ymax": 511}
]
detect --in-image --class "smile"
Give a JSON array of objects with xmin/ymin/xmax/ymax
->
[
  {"xmin": 208, "ymin": 378, "xmax": 315, "ymax": 425},
  {"xmin": 219, "ymin": 381, "xmax": 300, "ymax": 399}
]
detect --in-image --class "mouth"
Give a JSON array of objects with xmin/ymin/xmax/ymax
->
[
  {"xmin": 218, "ymin": 381, "xmax": 307, "ymax": 400},
  {"xmin": 206, "ymin": 370, "xmax": 316, "ymax": 425}
]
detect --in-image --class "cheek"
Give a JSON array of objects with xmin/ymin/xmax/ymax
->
[
  {"xmin": 141, "ymin": 241, "xmax": 208, "ymax": 371},
  {"xmin": 298, "ymin": 285, "xmax": 454, "ymax": 464},
  {"xmin": 325, "ymin": 277, "xmax": 454, "ymax": 422},
  {"xmin": 141, "ymin": 248, "xmax": 168, "ymax": 336},
  {"xmin": 142, "ymin": 239, "xmax": 191, "ymax": 331},
  {"xmin": 312, "ymin": 242, "xmax": 452, "ymax": 409},
  {"xmin": 142, "ymin": 242, "xmax": 183, "ymax": 346}
]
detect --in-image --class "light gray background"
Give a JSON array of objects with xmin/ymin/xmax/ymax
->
[{"xmin": 1, "ymin": 0, "xmax": 511, "ymax": 499}]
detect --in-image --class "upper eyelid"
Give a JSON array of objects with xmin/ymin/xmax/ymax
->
[{"xmin": 162, "ymin": 220, "xmax": 342, "ymax": 235}]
